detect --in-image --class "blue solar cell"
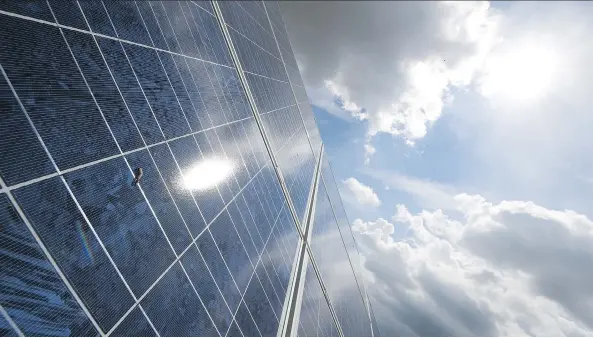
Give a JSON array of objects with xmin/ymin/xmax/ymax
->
[
  {"xmin": 0, "ymin": 1, "xmax": 53, "ymax": 22},
  {"xmin": 12, "ymin": 177, "xmax": 135, "ymax": 331},
  {"xmin": 253, "ymin": 174, "xmax": 276, "ymax": 222},
  {"xmin": 231, "ymin": 122, "xmax": 258, "ymax": 177},
  {"xmin": 95, "ymin": 37, "xmax": 165, "ymax": 145},
  {"xmin": 171, "ymin": 54, "xmax": 214, "ymax": 129},
  {"xmin": 233, "ymin": 301, "xmax": 260, "ymax": 337},
  {"xmin": 202, "ymin": 128, "xmax": 240, "ymax": 200},
  {"xmin": 188, "ymin": 3, "xmax": 233, "ymax": 67},
  {"xmin": 167, "ymin": 135, "xmax": 226, "ymax": 224},
  {"xmin": 0, "ymin": 77, "xmax": 55, "ymax": 186},
  {"xmin": 62, "ymin": 29, "xmax": 145, "ymax": 152},
  {"xmin": 185, "ymin": 58, "xmax": 226, "ymax": 127},
  {"xmin": 204, "ymin": 63, "xmax": 233, "ymax": 126},
  {"xmin": 64, "ymin": 156, "xmax": 177, "ymax": 298},
  {"xmin": 262, "ymin": 248, "xmax": 287, "ymax": 298},
  {"xmin": 208, "ymin": 211, "xmax": 253, "ymax": 293},
  {"xmin": 180, "ymin": 245, "xmax": 233, "ymax": 333},
  {"xmin": 148, "ymin": 143, "xmax": 206, "ymax": 237},
  {"xmin": 243, "ymin": 183, "xmax": 272, "ymax": 240},
  {"xmin": 78, "ymin": 1, "xmax": 117, "ymax": 37},
  {"xmin": 221, "ymin": 67, "xmax": 252, "ymax": 120},
  {"xmin": 0, "ymin": 314, "xmax": 17, "ymax": 337},
  {"xmin": 147, "ymin": 2, "xmax": 181, "ymax": 54},
  {"xmin": 141, "ymin": 263, "xmax": 217, "ymax": 337},
  {"xmin": 194, "ymin": 231, "xmax": 242, "ymax": 314},
  {"xmin": 160, "ymin": 2, "xmax": 201, "ymax": 59},
  {"xmin": 110, "ymin": 307, "xmax": 156, "ymax": 337},
  {"xmin": 0, "ymin": 17, "xmax": 120, "ymax": 171},
  {"xmin": 260, "ymin": 167, "xmax": 283, "ymax": 215},
  {"xmin": 157, "ymin": 51, "xmax": 204, "ymax": 132},
  {"xmin": 124, "ymin": 44, "xmax": 191, "ymax": 140},
  {"xmin": 102, "ymin": 1, "xmax": 153, "ymax": 47},
  {"xmin": 48, "ymin": 0, "xmax": 88, "ymax": 30},
  {"xmin": 263, "ymin": 1, "xmax": 285, "ymax": 36},
  {"xmin": 134, "ymin": 2, "xmax": 169, "ymax": 50},
  {"xmin": 217, "ymin": 124, "xmax": 251, "ymax": 190},
  {"xmin": 310, "ymin": 186, "xmax": 373, "ymax": 337},
  {"xmin": 192, "ymin": 1, "xmax": 215, "ymax": 18},
  {"xmin": 0, "ymin": 194, "xmax": 98, "ymax": 337},
  {"xmin": 125, "ymin": 150, "xmax": 193, "ymax": 255},
  {"xmin": 227, "ymin": 319, "xmax": 244, "ymax": 337},
  {"xmin": 227, "ymin": 200, "xmax": 260, "ymax": 261},
  {"xmin": 235, "ymin": 195, "xmax": 265, "ymax": 252},
  {"xmin": 254, "ymin": 264, "xmax": 282, "ymax": 319},
  {"xmin": 299, "ymin": 260, "xmax": 338, "ymax": 337},
  {"xmin": 243, "ymin": 269, "xmax": 279, "ymax": 337}
]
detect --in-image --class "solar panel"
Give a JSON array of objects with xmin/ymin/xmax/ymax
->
[{"xmin": 0, "ymin": 1, "xmax": 377, "ymax": 336}]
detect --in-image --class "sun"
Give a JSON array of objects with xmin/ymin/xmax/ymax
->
[{"xmin": 479, "ymin": 43, "xmax": 558, "ymax": 103}]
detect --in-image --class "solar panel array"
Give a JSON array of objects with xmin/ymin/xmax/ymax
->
[{"xmin": 0, "ymin": 1, "xmax": 377, "ymax": 337}]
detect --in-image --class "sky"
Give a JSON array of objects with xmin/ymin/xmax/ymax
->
[{"xmin": 281, "ymin": 1, "xmax": 593, "ymax": 336}]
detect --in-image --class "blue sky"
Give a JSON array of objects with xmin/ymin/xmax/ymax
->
[{"xmin": 283, "ymin": 1, "xmax": 593, "ymax": 336}]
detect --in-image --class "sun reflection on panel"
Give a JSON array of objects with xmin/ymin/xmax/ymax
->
[{"xmin": 181, "ymin": 158, "xmax": 234, "ymax": 191}]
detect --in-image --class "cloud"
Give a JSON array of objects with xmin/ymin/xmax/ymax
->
[
  {"xmin": 352, "ymin": 194, "xmax": 593, "ymax": 336},
  {"xmin": 342, "ymin": 177, "xmax": 381, "ymax": 207},
  {"xmin": 363, "ymin": 143, "xmax": 376, "ymax": 165},
  {"xmin": 281, "ymin": 1, "xmax": 500, "ymax": 144}
]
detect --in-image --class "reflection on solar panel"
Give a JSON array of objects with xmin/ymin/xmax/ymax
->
[{"xmin": 0, "ymin": 1, "xmax": 378, "ymax": 336}]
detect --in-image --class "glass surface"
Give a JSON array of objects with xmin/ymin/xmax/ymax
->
[
  {"xmin": 12, "ymin": 178, "xmax": 135, "ymax": 332},
  {"xmin": 0, "ymin": 1, "xmax": 377, "ymax": 336},
  {"xmin": 110, "ymin": 307, "xmax": 156, "ymax": 337},
  {"xmin": 140, "ymin": 263, "xmax": 218, "ymax": 337},
  {"xmin": 0, "ymin": 194, "xmax": 98, "ymax": 336},
  {"xmin": 309, "ymin": 183, "xmax": 373, "ymax": 336}
]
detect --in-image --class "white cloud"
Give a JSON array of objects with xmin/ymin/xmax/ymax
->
[
  {"xmin": 282, "ymin": 1, "xmax": 500, "ymax": 145},
  {"xmin": 363, "ymin": 143, "xmax": 376, "ymax": 165},
  {"xmin": 352, "ymin": 194, "xmax": 593, "ymax": 336},
  {"xmin": 342, "ymin": 177, "xmax": 381, "ymax": 207}
]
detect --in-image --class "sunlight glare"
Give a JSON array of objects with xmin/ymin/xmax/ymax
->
[
  {"xmin": 182, "ymin": 158, "xmax": 233, "ymax": 191},
  {"xmin": 481, "ymin": 44, "xmax": 558, "ymax": 102}
]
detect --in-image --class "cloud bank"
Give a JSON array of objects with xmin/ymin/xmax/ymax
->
[{"xmin": 352, "ymin": 194, "xmax": 593, "ymax": 336}]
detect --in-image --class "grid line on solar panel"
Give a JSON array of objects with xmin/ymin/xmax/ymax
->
[
  {"xmin": 0, "ymin": 2, "xmax": 319, "ymax": 336},
  {"xmin": 259, "ymin": 1, "xmax": 321, "ymax": 167},
  {"xmin": 0, "ymin": 305, "xmax": 22, "ymax": 337},
  {"xmin": 224, "ymin": 17, "xmax": 280, "ymax": 64},
  {"xmin": 46, "ymin": 3, "xmax": 198, "ymax": 301},
  {"xmin": 306, "ymin": 182, "xmax": 374, "ymax": 336},
  {"xmin": 0, "ymin": 180, "xmax": 105, "ymax": 337},
  {"xmin": 302, "ymin": 234, "xmax": 344, "ymax": 334},
  {"xmin": 104, "ymin": 158, "xmax": 271, "ymax": 335},
  {"xmin": 320, "ymin": 174, "xmax": 371, "ymax": 308},
  {"xmin": 3, "ymin": 35, "xmax": 286, "ymax": 332},
  {"xmin": 143, "ymin": 2, "xmax": 270, "ymax": 216},
  {"xmin": 234, "ymin": 1, "xmax": 273, "ymax": 37},
  {"xmin": 225, "ymin": 205, "xmax": 291, "ymax": 336},
  {"xmin": 219, "ymin": 1, "xmax": 278, "ymax": 60},
  {"xmin": 0, "ymin": 49, "xmax": 137, "ymax": 334},
  {"xmin": 190, "ymin": 1, "xmax": 215, "ymax": 17},
  {"xmin": 107, "ymin": 118, "xmax": 305, "ymax": 335},
  {"xmin": 80, "ymin": 0, "xmax": 253, "ymax": 237},
  {"xmin": 0, "ymin": 8, "xmax": 233, "ymax": 72}
]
